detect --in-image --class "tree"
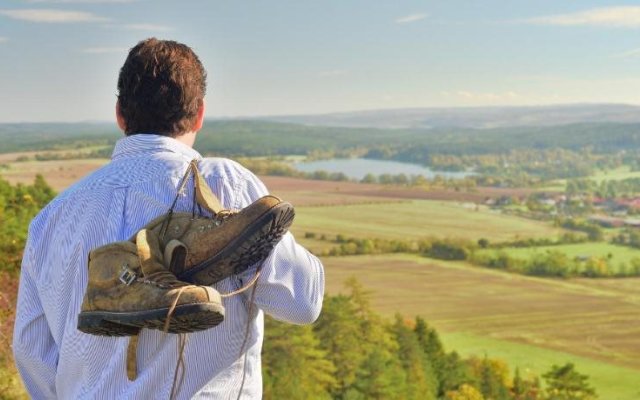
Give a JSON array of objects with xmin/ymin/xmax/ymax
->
[
  {"xmin": 440, "ymin": 351, "xmax": 474, "ymax": 396},
  {"xmin": 262, "ymin": 317, "xmax": 336, "ymax": 400},
  {"xmin": 542, "ymin": 363, "xmax": 597, "ymax": 400},
  {"xmin": 414, "ymin": 316, "xmax": 447, "ymax": 395},
  {"xmin": 343, "ymin": 278, "xmax": 408, "ymax": 399},
  {"xmin": 466, "ymin": 356, "xmax": 510, "ymax": 400},
  {"xmin": 426, "ymin": 240, "xmax": 470, "ymax": 261},
  {"xmin": 361, "ymin": 173, "xmax": 377, "ymax": 184},
  {"xmin": 565, "ymin": 181, "xmax": 579, "ymax": 196},
  {"xmin": 314, "ymin": 278, "xmax": 408, "ymax": 399},
  {"xmin": 313, "ymin": 295, "xmax": 366, "ymax": 398},
  {"xmin": 391, "ymin": 315, "xmax": 437, "ymax": 400},
  {"xmin": 525, "ymin": 251, "xmax": 572, "ymax": 278},
  {"xmin": 349, "ymin": 347, "xmax": 407, "ymax": 400},
  {"xmin": 446, "ymin": 383, "xmax": 485, "ymax": 400},
  {"xmin": 512, "ymin": 367, "xmax": 542, "ymax": 400},
  {"xmin": 0, "ymin": 176, "xmax": 56, "ymax": 273}
]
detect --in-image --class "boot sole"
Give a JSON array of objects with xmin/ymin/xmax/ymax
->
[
  {"xmin": 177, "ymin": 201, "xmax": 295, "ymax": 285},
  {"xmin": 78, "ymin": 303, "xmax": 224, "ymax": 336}
]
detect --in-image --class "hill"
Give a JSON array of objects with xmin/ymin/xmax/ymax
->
[
  {"xmin": 263, "ymin": 103, "xmax": 640, "ymax": 129},
  {"xmin": 0, "ymin": 122, "xmax": 119, "ymax": 153},
  {"xmin": 3, "ymin": 117, "xmax": 640, "ymax": 161}
]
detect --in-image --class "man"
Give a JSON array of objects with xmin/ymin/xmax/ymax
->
[{"xmin": 13, "ymin": 38, "xmax": 324, "ymax": 399}]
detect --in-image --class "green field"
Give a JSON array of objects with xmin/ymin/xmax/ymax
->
[
  {"xmin": 591, "ymin": 166, "xmax": 640, "ymax": 183},
  {"xmin": 541, "ymin": 166, "xmax": 640, "ymax": 190},
  {"xmin": 292, "ymin": 200, "xmax": 565, "ymax": 243},
  {"xmin": 441, "ymin": 332, "xmax": 640, "ymax": 400},
  {"xmin": 323, "ymin": 254, "xmax": 640, "ymax": 400},
  {"xmin": 478, "ymin": 242, "xmax": 640, "ymax": 272}
]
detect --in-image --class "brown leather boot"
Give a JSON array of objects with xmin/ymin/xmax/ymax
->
[
  {"xmin": 77, "ymin": 229, "xmax": 224, "ymax": 336},
  {"xmin": 143, "ymin": 194, "xmax": 295, "ymax": 285}
]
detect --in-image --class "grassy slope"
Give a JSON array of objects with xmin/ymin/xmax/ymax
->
[
  {"xmin": 323, "ymin": 254, "xmax": 640, "ymax": 400},
  {"xmin": 292, "ymin": 200, "xmax": 564, "ymax": 242},
  {"xmin": 441, "ymin": 332, "xmax": 640, "ymax": 400}
]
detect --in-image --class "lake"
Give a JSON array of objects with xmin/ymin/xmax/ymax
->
[{"xmin": 293, "ymin": 158, "xmax": 475, "ymax": 180}]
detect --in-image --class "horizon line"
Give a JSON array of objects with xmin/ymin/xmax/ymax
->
[{"xmin": 1, "ymin": 101, "xmax": 640, "ymax": 124}]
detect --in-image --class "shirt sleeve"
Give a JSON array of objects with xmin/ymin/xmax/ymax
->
[
  {"xmin": 234, "ymin": 169, "xmax": 325, "ymax": 325},
  {"xmin": 12, "ymin": 245, "xmax": 59, "ymax": 399}
]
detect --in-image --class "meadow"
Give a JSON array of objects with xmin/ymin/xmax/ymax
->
[{"xmin": 441, "ymin": 332, "xmax": 640, "ymax": 400}]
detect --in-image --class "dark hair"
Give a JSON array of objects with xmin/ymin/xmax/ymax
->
[{"xmin": 117, "ymin": 38, "xmax": 207, "ymax": 137}]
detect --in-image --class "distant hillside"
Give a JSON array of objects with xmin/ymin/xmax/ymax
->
[
  {"xmin": 0, "ymin": 122, "xmax": 119, "ymax": 153},
  {"xmin": 195, "ymin": 120, "xmax": 640, "ymax": 157},
  {"xmin": 3, "ymin": 118, "xmax": 640, "ymax": 157},
  {"xmin": 263, "ymin": 103, "xmax": 640, "ymax": 129}
]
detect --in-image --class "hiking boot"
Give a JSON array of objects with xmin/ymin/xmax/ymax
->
[
  {"xmin": 143, "ymin": 195, "xmax": 295, "ymax": 285},
  {"xmin": 77, "ymin": 229, "xmax": 225, "ymax": 336}
]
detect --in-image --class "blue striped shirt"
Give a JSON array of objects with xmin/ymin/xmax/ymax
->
[{"xmin": 13, "ymin": 134, "xmax": 325, "ymax": 399}]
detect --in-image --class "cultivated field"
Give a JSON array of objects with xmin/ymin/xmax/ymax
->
[
  {"xmin": 1, "ymin": 154, "xmax": 538, "ymax": 201},
  {"xmin": 262, "ymin": 175, "xmax": 540, "ymax": 204},
  {"xmin": 0, "ymin": 146, "xmax": 110, "ymax": 161},
  {"xmin": 292, "ymin": 200, "xmax": 566, "ymax": 243},
  {"xmin": 0, "ymin": 159, "xmax": 108, "ymax": 191},
  {"xmin": 323, "ymin": 254, "xmax": 640, "ymax": 400}
]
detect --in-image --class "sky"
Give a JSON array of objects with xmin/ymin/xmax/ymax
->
[{"xmin": 2, "ymin": 1, "xmax": 640, "ymax": 122}]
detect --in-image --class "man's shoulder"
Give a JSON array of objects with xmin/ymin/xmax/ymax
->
[
  {"xmin": 198, "ymin": 157, "xmax": 256, "ymax": 183},
  {"xmin": 198, "ymin": 157, "xmax": 269, "ymax": 205},
  {"xmin": 28, "ymin": 163, "xmax": 127, "ymax": 231}
]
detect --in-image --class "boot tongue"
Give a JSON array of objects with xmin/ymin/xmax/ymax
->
[
  {"xmin": 136, "ymin": 229, "xmax": 171, "ymax": 277},
  {"xmin": 165, "ymin": 239, "xmax": 188, "ymax": 276}
]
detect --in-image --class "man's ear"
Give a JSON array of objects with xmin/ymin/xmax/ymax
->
[
  {"xmin": 192, "ymin": 99, "xmax": 206, "ymax": 132},
  {"xmin": 116, "ymin": 101, "xmax": 127, "ymax": 132}
]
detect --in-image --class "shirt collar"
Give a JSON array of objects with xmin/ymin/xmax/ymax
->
[{"xmin": 111, "ymin": 134, "xmax": 202, "ymax": 161}]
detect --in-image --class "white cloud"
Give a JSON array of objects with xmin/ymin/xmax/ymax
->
[
  {"xmin": 395, "ymin": 13, "xmax": 428, "ymax": 24},
  {"xmin": 83, "ymin": 46, "xmax": 127, "ymax": 54},
  {"xmin": 0, "ymin": 9, "xmax": 108, "ymax": 23},
  {"xmin": 0, "ymin": 37, "xmax": 8, "ymax": 43},
  {"xmin": 526, "ymin": 7, "xmax": 640, "ymax": 28},
  {"xmin": 318, "ymin": 69, "xmax": 349, "ymax": 77},
  {"xmin": 443, "ymin": 90, "xmax": 521, "ymax": 102},
  {"xmin": 123, "ymin": 23, "xmax": 173, "ymax": 32},
  {"xmin": 614, "ymin": 48, "xmax": 640, "ymax": 58}
]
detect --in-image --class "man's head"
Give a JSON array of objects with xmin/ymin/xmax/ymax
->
[{"xmin": 117, "ymin": 38, "xmax": 207, "ymax": 137}]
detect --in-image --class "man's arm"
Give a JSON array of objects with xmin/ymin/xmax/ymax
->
[
  {"xmin": 13, "ymin": 246, "xmax": 59, "ymax": 399},
  {"xmin": 245, "ymin": 233, "xmax": 324, "ymax": 324},
  {"xmin": 234, "ymin": 169, "xmax": 325, "ymax": 324}
]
